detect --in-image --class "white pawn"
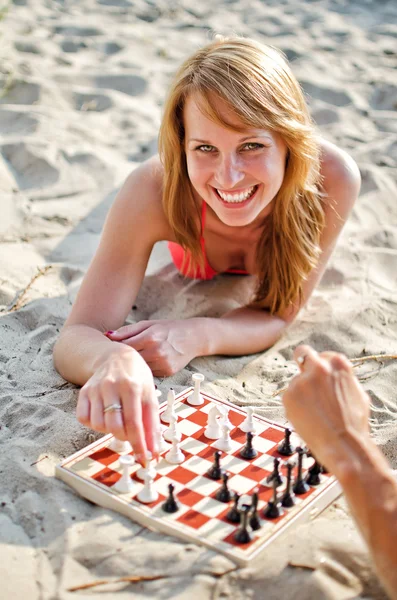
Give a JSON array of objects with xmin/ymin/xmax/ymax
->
[
  {"xmin": 137, "ymin": 471, "xmax": 158, "ymax": 504},
  {"xmin": 163, "ymin": 414, "xmax": 181, "ymax": 443},
  {"xmin": 204, "ymin": 404, "xmax": 223, "ymax": 439},
  {"xmin": 108, "ymin": 438, "xmax": 132, "ymax": 454},
  {"xmin": 161, "ymin": 388, "xmax": 176, "ymax": 424},
  {"xmin": 114, "ymin": 455, "xmax": 134, "ymax": 494},
  {"xmin": 165, "ymin": 437, "xmax": 185, "ymax": 464},
  {"xmin": 157, "ymin": 428, "xmax": 171, "ymax": 453},
  {"xmin": 214, "ymin": 423, "xmax": 233, "ymax": 452},
  {"xmin": 136, "ymin": 453, "xmax": 157, "ymax": 481},
  {"xmin": 188, "ymin": 373, "xmax": 204, "ymax": 406},
  {"xmin": 219, "ymin": 406, "xmax": 232, "ymax": 429},
  {"xmin": 240, "ymin": 407, "xmax": 257, "ymax": 434}
]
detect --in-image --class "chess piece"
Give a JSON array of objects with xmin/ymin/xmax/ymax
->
[
  {"xmin": 218, "ymin": 406, "xmax": 232, "ymax": 429},
  {"xmin": 239, "ymin": 431, "xmax": 258, "ymax": 460},
  {"xmin": 136, "ymin": 453, "xmax": 156, "ymax": 481},
  {"xmin": 114, "ymin": 455, "xmax": 135, "ymax": 493},
  {"xmin": 249, "ymin": 489, "xmax": 261, "ymax": 530},
  {"xmin": 137, "ymin": 471, "xmax": 158, "ymax": 503},
  {"xmin": 215, "ymin": 472, "xmax": 233, "ymax": 503},
  {"xmin": 163, "ymin": 415, "xmax": 181, "ymax": 443},
  {"xmin": 204, "ymin": 404, "xmax": 223, "ymax": 439},
  {"xmin": 306, "ymin": 458, "xmax": 322, "ymax": 486},
  {"xmin": 234, "ymin": 505, "xmax": 252, "ymax": 544},
  {"xmin": 281, "ymin": 462, "xmax": 296, "ymax": 508},
  {"xmin": 293, "ymin": 447, "xmax": 310, "ymax": 495},
  {"xmin": 206, "ymin": 450, "xmax": 224, "ymax": 480},
  {"xmin": 213, "ymin": 423, "xmax": 233, "ymax": 452},
  {"xmin": 165, "ymin": 437, "xmax": 185, "ymax": 464},
  {"xmin": 265, "ymin": 457, "xmax": 285, "ymax": 487},
  {"xmin": 157, "ymin": 428, "xmax": 171, "ymax": 453},
  {"xmin": 161, "ymin": 483, "xmax": 179, "ymax": 513},
  {"xmin": 226, "ymin": 493, "xmax": 241, "ymax": 523},
  {"xmin": 188, "ymin": 373, "xmax": 205, "ymax": 406},
  {"xmin": 263, "ymin": 478, "xmax": 282, "ymax": 519},
  {"xmin": 278, "ymin": 428, "xmax": 295, "ymax": 456},
  {"xmin": 108, "ymin": 438, "xmax": 132, "ymax": 454},
  {"xmin": 161, "ymin": 388, "xmax": 176, "ymax": 424},
  {"xmin": 240, "ymin": 407, "xmax": 257, "ymax": 434}
]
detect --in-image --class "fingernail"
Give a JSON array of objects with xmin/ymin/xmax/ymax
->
[
  {"xmin": 104, "ymin": 331, "xmax": 115, "ymax": 336},
  {"xmin": 135, "ymin": 453, "xmax": 144, "ymax": 465}
]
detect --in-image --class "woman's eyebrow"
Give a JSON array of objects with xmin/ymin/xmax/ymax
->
[{"xmin": 188, "ymin": 133, "xmax": 272, "ymax": 143}]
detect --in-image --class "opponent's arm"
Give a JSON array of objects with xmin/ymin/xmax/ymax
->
[{"xmin": 283, "ymin": 346, "xmax": 397, "ymax": 600}]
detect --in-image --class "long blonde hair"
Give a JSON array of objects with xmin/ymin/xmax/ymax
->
[{"xmin": 158, "ymin": 36, "xmax": 325, "ymax": 315}]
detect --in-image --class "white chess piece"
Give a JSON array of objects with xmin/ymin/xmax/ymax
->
[
  {"xmin": 240, "ymin": 407, "xmax": 257, "ymax": 433},
  {"xmin": 188, "ymin": 373, "xmax": 204, "ymax": 406},
  {"xmin": 163, "ymin": 415, "xmax": 181, "ymax": 443},
  {"xmin": 204, "ymin": 404, "xmax": 223, "ymax": 439},
  {"xmin": 165, "ymin": 437, "xmax": 185, "ymax": 464},
  {"xmin": 157, "ymin": 428, "xmax": 171, "ymax": 453},
  {"xmin": 161, "ymin": 388, "xmax": 176, "ymax": 424},
  {"xmin": 218, "ymin": 406, "xmax": 232, "ymax": 429},
  {"xmin": 136, "ymin": 453, "xmax": 157, "ymax": 481},
  {"xmin": 114, "ymin": 455, "xmax": 135, "ymax": 493},
  {"xmin": 108, "ymin": 438, "xmax": 132, "ymax": 454},
  {"xmin": 137, "ymin": 471, "xmax": 159, "ymax": 503},
  {"xmin": 213, "ymin": 423, "xmax": 233, "ymax": 452}
]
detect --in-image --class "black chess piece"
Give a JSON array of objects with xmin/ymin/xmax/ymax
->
[
  {"xmin": 206, "ymin": 450, "xmax": 223, "ymax": 480},
  {"xmin": 306, "ymin": 458, "xmax": 322, "ymax": 486},
  {"xmin": 263, "ymin": 478, "xmax": 282, "ymax": 519},
  {"xmin": 278, "ymin": 428, "xmax": 295, "ymax": 456},
  {"xmin": 161, "ymin": 483, "xmax": 179, "ymax": 513},
  {"xmin": 266, "ymin": 457, "xmax": 284, "ymax": 487},
  {"xmin": 226, "ymin": 493, "xmax": 241, "ymax": 523},
  {"xmin": 292, "ymin": 447, "xmax": 310, "ymax": 495},
  {"xmin": 239, "ymin": 431, "xmax": 258, "ymax": 460},
  {"xmin": 281, "ymin": 462, "xmax": 296, "ymax": 508},
  {"xmin": 249, "ymin": 489, "xmax": 261, "ymax": 530},
  {"xmin": 215, "ymin": 471, "xmax": 232, "ymax": 503},
  {"xmin": 234, "ymin": 505, "xmax": 252, "ymax": 544}
]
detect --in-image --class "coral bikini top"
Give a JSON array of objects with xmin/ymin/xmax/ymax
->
[{"xmin": 167, "ymin": 201, "xmax": 249, "ymax": 280}]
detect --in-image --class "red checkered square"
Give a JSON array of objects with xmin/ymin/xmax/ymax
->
[
  {"xmin": 260, "ymin": 427, "xmax": 285, "ymax": 443},
  {"xmin": 166, "ymin": 466, "xmax": 199, "ymax": 485},
  {"xmin": 239, "ymin": 463, "xmax": 270, "ymax": 483},
  {"xmin": 223, "ymin": 529, "xmax": 258, "ymax": 548},
  {"xmin": 185, "ymin": 410, "xmax": 208, "ymax": 427},
  {"xmin": 228, "ymin": 411, "xmax": 246, "ymax": 427},
  {"xmin": 93, "ymin": 467, "xmax": 121, "ymax": 487},
  {"xmin": 177, "ymin": 509, "xmax": 211, "ymax": 529},
  {"xmin": 90, "ymin": 447, "xmax": 126, "ymax": 466},
  {"xmin": 177, "ymin": 488, "xmax": 205, "ymax": 507}
]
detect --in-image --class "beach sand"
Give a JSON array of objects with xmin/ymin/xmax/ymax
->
[{"xmin": 0, "ymin": 0, "xmax": 396, "ymax": 598}]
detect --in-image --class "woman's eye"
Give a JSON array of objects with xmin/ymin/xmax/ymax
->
[
  {"xmin": 197, "ymin": 145, "xmax": 214, "ymax": 153},
  {"xmin": 242, "ymin": 142, "xmax": 263, "ymax": 151}
]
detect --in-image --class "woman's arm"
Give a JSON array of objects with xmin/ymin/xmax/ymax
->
[{"xmin": 283, "ymin": 346, "xmax": 397, "ymax": 600}]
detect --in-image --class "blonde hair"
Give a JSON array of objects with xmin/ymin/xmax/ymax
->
[{"xmin": 158, "ymin": 36, "xmax": 325, "ymax": 315}]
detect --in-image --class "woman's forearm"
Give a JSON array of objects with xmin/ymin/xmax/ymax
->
[
  {"xmin": 198, "ymin": 308, "xmax": 288, "ymax": 356},
  {"xmin": 53, "ymin": 324, "xmax": 136, "ymax": 386}
]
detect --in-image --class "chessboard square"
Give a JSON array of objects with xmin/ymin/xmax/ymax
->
[
  {"xmin": 151, "ymin": 500, "xmax": 190, "ymax": 521},
  {"xmin": 228, "ymin": 411, "xmax": 246, "ymax": 427},
  {"xmin": 194, "ymin": 496, "xmax": 230, "ymax": 518},
  {"xmin": 156, "ymin": 458, "xmax": 182, "ymax": 477},
  {"xmin": 239, "ymin": 463, "xmax": 269, "ymax": 483},
  {"xmin": 178, "ymin": 419, "xmax": 203, "ymax": 437},
  {"xmin": 254, "ymin": 422, "xmax": 271, "ymax": 435},
  {"xmin": 93, "ymin": 467, "xmax": 121, "ymax": 487},
  {"xmin": 211, "ymin": 439, "xmax": 242, "ymax": 454},
  {"xmin": 197, "ymin": 401, "xmax": 215, "ymax": 414},
  {"xmin": 232, "ymin": 429, "xmax": 247, "ymax": 444},
  {"xmin": 199, "ymin": 517, "xmax": 236, "ymax": 540},
  {"xmin": 263, "ymin": 427, "xmax": 285, "ymax": 443},
  {"xmin": 177, "ymin": 509, "xmax": 211, "ymax": 529},
  {"xmin": 177, "ymin": 487, "xmax": 205, "ymax": 507},
  {"xmin": 254, "ymin": 436, "xmax": 279, "ymax": 454},
  {"xmin": 223, "ymin": 528, "xmax": 258, "ymax": 549},
  {"xmin": 187, "ymin": 475, "xmax": 221, "ymax": 496},
  {"xmin": 251, "ymin": 454, "xmax": 278, "ymax": 471},
  {"xmin": 221, "ymin": 454, "xmax": 251, "ymax": 474},
  {"xmin": 70, "ymin": 456, "xmax": 108, "ymax": 478},
  {"xmin": 228, "ymin": 474, "xmax": 257, "ymax": 495},
  {"xmin": 154, "ymin": 475, "xmax": 185, "ymax": 497},
  {"xmin": 183, "ymin": 455, "xmax": 213, "ymax": 475},
  {"xmin": 197, "ymin": 445, "xmax": 217, "ymax": 461},
  {"xmin": 180, "ymin": 437, "xmax": 208, "ymax": 455},
  {"xmin": 174, "ymin": 404, "xmax": 197, "ymax": 419},
  {"xmin": 89, "ymin": 447, "xmax": 120, "ymax": 466},
  {"xmin": 184, "ymin": 410, "xmax": 208, "ymax": 427},
  {"xmin": 135, "ymin": 491, "xmax": 165, "ymax": 508},
  {"xmin": 166, "ymin": 466, "xmax": 199, "ymax": 485}
]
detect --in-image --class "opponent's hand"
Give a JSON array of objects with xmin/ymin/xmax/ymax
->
[
  {"xmin": 105, "ymin": 319, "xmax": 203, "ymax": 377},
  {"xmin": 76, "ymin": 348, "xmax": 161, "ymax": 464},
  {"xmin": 282, "ymin": 344, "xmax": 370, "ymax": 470}
]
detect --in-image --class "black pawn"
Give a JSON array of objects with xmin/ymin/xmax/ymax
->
[
  {"xmin": 278, "ymin": 428, "xmax": 295, "ymax": 456},
  {"xmin": 266, "ymin": 457, "xmax": 284, "ymax": 487},
  {"xmin": 293, "ymin": 447, "xmax": 310, "ymax": 495},
  {"xmin": 234, "ymin": 505, "xmax": 252, "ymax": 544},
  {"xmin": 226, "ymin": 493, "xmax": 241, "ymax": 523},
  {"xmin": 281, "ymin": 462, "xmax": 296, "ymax": 508},
  {"xmin": 249, "ymin": 489, "xmax": 261, "ymax": 530},
  {"xmin": 263, "ymin": 478, "xmax": 282, "ymax": 519},
  {"xmin": 206, "ymin": 450, "xmax": 223, "ymax": 480},
  {"xmin": 239, "ymin": 431, "xmax": 258, "ymax": 460},
  {"xmin": 215, "ymin": 472, "xmax": 232, "ymax": 503},
  {"xmin": 306, "ymin": 458, "xmax": 322, "ymax": 486},
  {"xmin": 161, "ymin": 483, "xmax": 179, "ymax": 513}
]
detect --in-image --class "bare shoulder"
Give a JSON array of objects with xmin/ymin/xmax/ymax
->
[{"xmin": 319, "ymin": 138, "xmax": 361, "ymax": 216}]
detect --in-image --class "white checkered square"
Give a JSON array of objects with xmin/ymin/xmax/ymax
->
[
  {"xmin": 174, "ymin": 403, "xmax": 196, "ymax": 419},
  {"xmin": 187, "ymin": 475, "xmax": 221, "ymax": 496},
  {"xmin": 211, "ymin": 438, "xmax": 242, "ymax": 454},
  {"xmin": 71, "ymin": 457, "xmax": 108, "ymax": 478},
  {"xmin": 154, "ymin": 475, "xmax": 185, "ymax": 497},
  {"xmin": 194, "ymin": 496, "xmax": 229, "ymax": 518},
  {"xmin": 250, "ymin": 421, "xmax": 270, "ymax": 436},
  {"xmin": 229, "ymin": 474, "xmax": 257, "ymax": 495},
  {"xmin": 251, "ymin": 453, "xmax": 276, "ymax": 471},
  {"xmin": 178, "ymin": 419, "xmax": 203, "ymax": 437},
  {"xmin": 180, "ymin": 437, "xmax": 208, "ymax": 455},
  {"xmin": 222, "ymin": 454, "xmax": 250, "ymax": 474},
  {"xmin": 183, "ymin": 455, "xmax": 213, "ymax": 475},
  {"xmin": 199, "ymin": 518, "xmax": 235, "ymax": 540},
  {"xmin": 254, "ymin": 436, "xmax": 278, "ymax": 453},
  {"xmin": 156, "ymin": 457, "xmax": 182, "ymax": 476}
]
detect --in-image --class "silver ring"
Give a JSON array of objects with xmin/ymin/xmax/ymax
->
[
  {"xmin": 103, "ymin": 403, "xmax": 123, "ymax": 414},
  {"xmin": 297, "ymin": 355, "xmax": 307, "ymax": 366}
]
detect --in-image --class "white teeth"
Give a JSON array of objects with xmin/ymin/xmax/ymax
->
[{"xmin": 217, "ymin": 186, "xmax": 256, "ymax": 203}]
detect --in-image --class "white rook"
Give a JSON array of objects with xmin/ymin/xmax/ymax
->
[{"xmin": 188, "ymin": 373, "xmax": 204, "ymax": 406}]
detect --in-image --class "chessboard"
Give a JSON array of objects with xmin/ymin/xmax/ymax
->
[{"xmin": 56, "ymin": 381, "xmax": 342, "ymax": 566}]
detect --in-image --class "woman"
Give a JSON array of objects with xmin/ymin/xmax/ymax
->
[{"xmin": 53, "ymin": 37, "xmax": 361, "ymax": 463}]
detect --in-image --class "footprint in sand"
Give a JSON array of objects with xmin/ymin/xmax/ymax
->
[
  {"xmin": 54, "ymin": 25, "xmax": 103, "ymax": 37},
  {"xmin": 60, "ymin": 39, "xmax": 88, "ymax": 53},
  {"xmin": 14, "ymin": 41, "xmax": 41, "ymax": 54},
  {"xmin": 94, "ymin": 74, "xmax": 147, "ymax": 96},
  {"xmin": 0, "ymin": 109, "xmax": 38, "ymax": 135},
  {"xmin": 95, "ymin": 41, "xmax": 123, "ymax": 56},
  {"xmin": 97, "ymin": 0, "xmax": 133, "ymax": 6},
  {"xmin": 312, "ymin": 106, "xmax": 340, "ymax": 126},
  {"xmin": 0, "ymin": 80, "xmax": 41, "ymax": 105},
  {"xmin": 73, "ymin": 91, "xmax": 113, "ymax": 112},
  {"xmin": 370, "ymin": 83, "xmax": 397, "ymax": 111},
  {"xmin": 301, "ymin": 81, "xmax": 352, "ymax": 108},
  {"xmin": 1, "ymin": 143, "xmax": 59, "ymax": 191}
]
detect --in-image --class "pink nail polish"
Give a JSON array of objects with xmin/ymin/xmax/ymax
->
[{"xmin": 104, "ymin": 331, "xmax": 115, "ymax": 336}]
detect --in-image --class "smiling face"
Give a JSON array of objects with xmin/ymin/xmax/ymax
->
[{"xmin": 184, "ymin": 93, "xmax": 288, "ymax": 228}]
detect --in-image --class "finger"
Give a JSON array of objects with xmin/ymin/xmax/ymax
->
[
  {"xmin": 103, "ymin": 386, "xmax": 127, "ymax": 441},
  {"xmin": 142, "ymin": 389, "xmax": 161, "ymax": 459},
  {"xmin": 293, "ymin": 345, "xmax": 321, "ymax": 372},
  {"xmin": 120, "ymin": 333, "xmax": 150, "ymax": 352},
  {"xmin": 106, "ymin": 322, "xmax": 152, "ymax": 341},
  {"xmin": 121, "ymin": 383, "xmax": 148, "ymax": 466},
  {"xmin": 89, "ymin": 388, "xmax": 107, "ymax": 432},
  {"xmin": 323, "ymin": 352, "xmax": 353, "ymax": 374},
  {"xmin": 76, "ymin": 389, "xmax": 91, "ymax": 426}
]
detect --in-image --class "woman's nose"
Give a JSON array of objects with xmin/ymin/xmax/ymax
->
[{"xmin": 215, "ymin": 154, "xmax": 245, "ymax": 189}]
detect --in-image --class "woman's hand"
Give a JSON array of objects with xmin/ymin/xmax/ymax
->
[
  {"xmin": 105, "ymin": 319, "xmax": 205, "ymax": 376},
  {"xmin": 282, "ymin": 344, "xmax": 370, "ymax": 471},
  {"xmin": 76, "ymin": 347, "xmax": 161, "ymax": 464}
]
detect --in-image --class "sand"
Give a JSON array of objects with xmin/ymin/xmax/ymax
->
[{"xmin": 0, "ymin": 0, "xmax": 396, "ymax": 598}]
